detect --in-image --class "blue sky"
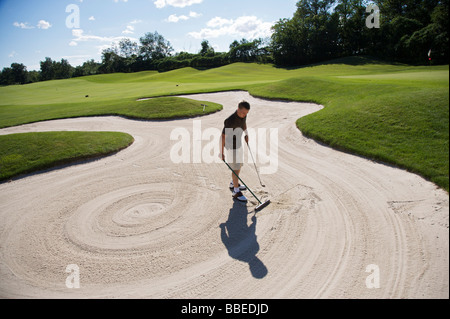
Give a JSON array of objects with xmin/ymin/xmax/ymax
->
[{"xmin": 0, "ymin": 0, "xmax": 298, "ymax": 71}]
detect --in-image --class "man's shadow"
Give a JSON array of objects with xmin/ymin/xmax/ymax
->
[{"xmin": 220, "ymin": 201, "xmax": 268, "ymax": 279}]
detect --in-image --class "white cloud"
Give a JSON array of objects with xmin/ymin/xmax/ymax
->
[
  {"xmin": 13, "ymin": 22, "xmax": 34, "ymax": 29},
  {"xmin": 8, "ymin": 51, "xmax": 17, "ymax": 58},
  {"xmin": 189, "ymin": 11, "xmax": 202, "ymax": 18},
  {"xmin": 63, "ymin": 55, "xmax": 91, "ymax": 59},
  {"xmin": 166, "ymin": 11, "xmax": 201, "ymax": 23},
  {"xmin": 207, "ymin": 17, "xmax": 233, "ymax": 28},
  {"xmin": 70, "ymin": 29, "xmax": 136, "ymax": 47},
  {"xmin": 72, "ymin": 29, "xmax": 84, "ymax": 38},
  {"xmin": 154, "ymin": 0, "xmax": 203, "ymax": 9},
  {"xmin": 69, "ymin": 29, "xmax": 138, "ymax": 57},
  {"xmin": 96, "ymin": 44, "xmax": 112, "ymax": 55},
  {"xmin": 89, "ymin": 16, "xmax": 95, "ymax": 21},
  {"xmin": 62, "ymin": 55, "xmax": 93, "ymax": 66},
  {"xmin": 189, "ymin": 16, "xmax": 274, "ymax": 40},
  {"xmin": 167, "ymin": 14, "xmax": 189, "ymax": 23},
  {"xmin": 14, "ymin": 20, "xmax": 53, "ymax": 30},
  {"xmin": 37, "ymin": 20, "xmax": 52, "ymax": 29},
  {"xmin": 122, "ymin": 25, "xmax": 135, "ymax": 34}
]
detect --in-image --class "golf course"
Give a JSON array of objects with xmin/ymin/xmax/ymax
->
[
  {"xmin": 0, "ymin": 57, "xmax": 448, "ymax": 191},
  {"xmin": 0, "ymin": 57, "xmax": 448, "ymax": 298}
]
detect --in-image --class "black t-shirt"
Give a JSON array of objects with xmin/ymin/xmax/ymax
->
[{"xmin": 222, "ymin": 111, "xmax": 247, "ymax": 150}]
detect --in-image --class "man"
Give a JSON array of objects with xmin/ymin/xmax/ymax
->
[{"xmin": 220, "ymin": 100, "xmax": 250, "ymax": 202}]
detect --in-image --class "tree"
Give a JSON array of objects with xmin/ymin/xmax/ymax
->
[
  {"xmin": 372, "ymin": 0, "xmax": 448, "ymax": 63},
  {"xmin": 295, "ymin": 0, "xmax": 339, "ymax": 61},
  {"xmin": 0, "ymin": 67, "xmax": 13, "ymax": 85},
  {"xmin": 335, "ymin": 0, "xmax": 370, "ymax": 56},
  {"xmin": 117, "ymin": 39, "xmax": 140, "ymax": 72},
  {"xmin": 271, "ymin": 0, "xmax": 339, "ymax": 65},
  {"xmin": 27, "ymin": 70, "xmax": 40, "ymax": 83},
  {"xmin": 40, "ymin": 57, "xmax": 55, "ymax": 81},
  {"xmin": 10, "ymin": 63, "xmax": 28, "ymax": 84},
  {"xmin": 269, "ymin": 0, "xmax": 448, "ymax": 65},
  {"xmin": 429, "ymin": 0, "xmax": 449, "ymax": 63},
  {"xmin": 174, "ymin": 51, "xmax": 197, "ymax": 61},
  {"xmin": 139, "ymin": 32, "xmax": 173, "ymax": 62},
  {"xmin": 54, "ymin": 59, "xmax": 73, "ymax": 79},
  {"xmin": 376, "ymin": 0, "xmax": 440, "ymax": 23},
  {"xmin": 73, "ymin": 59, "xmax": 101, "ymax": 77},
  {"xmin": 229, "ymin": 39, "xmax": 264, "ymax": 63},
  {"xmin": 271, "ymin": 18, "xmax": 304, "ymax": 65},
  {"xmin": 200, "ymin": 40, "xmax": 215, "ymax": 56},
  {"xmin": 119, "ymin": 38, "xmax": 139, "ymax": 59},
  {"xmin": 99, "ymin": 47, "xmax": 125, "ymax": 74}
]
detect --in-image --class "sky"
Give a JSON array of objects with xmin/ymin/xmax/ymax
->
[{"xmin": 0, "ymin": 0, "xmax": 298, "ymax": 71}]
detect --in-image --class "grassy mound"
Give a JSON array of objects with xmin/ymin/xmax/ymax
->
[
  {"xmin": 0, "ymin": 97, "xmax": 223, "ymax": 129},
  {"xmin": 0, "ymin": 131, "xmax": 134, "ymax": 182}
]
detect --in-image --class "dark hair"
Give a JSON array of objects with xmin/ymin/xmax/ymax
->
[{"xmin": 238, "ymin": 101, "xmax": 251, "ymax": 110}]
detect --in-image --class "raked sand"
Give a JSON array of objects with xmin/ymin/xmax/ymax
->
[{"xmin": 0, "ymin": 91, "xmax": 448, "ymax": 298}]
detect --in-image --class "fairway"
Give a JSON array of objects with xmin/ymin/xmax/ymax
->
[
  {"xmin": 0, "ymin": 57, "xmax": 432, "ymax": 105},
  {"xmin": 338, "ymin": 70, "xmax": 449, "ymax": 82}
]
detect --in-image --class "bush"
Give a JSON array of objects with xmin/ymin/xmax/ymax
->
[{"xmin": 157, "ymin": 58, "xmax": 191, "ymax": 72}]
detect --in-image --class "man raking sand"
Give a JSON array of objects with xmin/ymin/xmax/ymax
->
[{"xmin": 220, "ymin": 100, "xmax": 271, "ymax": 211}]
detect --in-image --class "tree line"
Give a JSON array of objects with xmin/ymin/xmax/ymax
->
[
  {"xmin": 1, "ymin": 0, "xmax": 448, "ymax": 86},
  {"xmin": 0, "ymin": 35, "xmax": 269, "ymax": 85},
  {"xmin": 271, "ymin": 0, "xmax": 449, "ymax": 66}
]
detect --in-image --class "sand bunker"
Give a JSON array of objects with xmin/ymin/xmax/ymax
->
[{"xmin": 0, "ymin": 91, "xmax": 448, "ymax": 298}]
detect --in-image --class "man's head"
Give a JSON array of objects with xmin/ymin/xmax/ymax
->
[{"xmin": 237, "ymin": 100, "xmax": 250, "ymax": 118}]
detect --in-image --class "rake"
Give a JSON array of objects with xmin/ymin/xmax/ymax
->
[{"xmin": 223, "ymin": 159, "xmax": 271, "ymax": 212}]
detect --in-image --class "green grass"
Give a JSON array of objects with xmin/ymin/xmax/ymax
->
[
  {"xmin": 0, "ymin": 58, "xmax": 413, "ymax": 106},
  {"xmin": 0, "ymin": 131, "xmax": 134, "ymax": 181},
  {"xmin": 0, "ymin": 97, "xmax": 223, "ymax": 129},
  {"xmin": 249, "ymin": 67, "xmax": 449, "ymax": 191},
  {"xmin": 0, "ymin": 56, "xmax": 448, "ymax": 191}
]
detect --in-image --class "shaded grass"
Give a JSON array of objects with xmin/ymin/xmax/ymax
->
[{"xmin": 0, "ymin": 131, "xmax": 134, "ymax": 182}]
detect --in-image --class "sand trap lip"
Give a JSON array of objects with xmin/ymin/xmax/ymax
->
[{"xmin": 0, "ymin": 91, "xmax": 448, "ymax": 299}]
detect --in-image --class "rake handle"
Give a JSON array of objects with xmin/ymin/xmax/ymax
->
[{"xmin": 223, "ymin": 159, "xmax": 262, "ymax": 205}]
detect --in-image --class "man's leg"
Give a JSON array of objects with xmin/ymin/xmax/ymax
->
[
  {"xmin": 231, "ymin": 169, "xmax": 247, "ymax": 202},
  {"xmin": 232, "ymin": 170, "xmax": 241, "ymax": 189}
]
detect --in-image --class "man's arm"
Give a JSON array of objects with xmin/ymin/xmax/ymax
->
[
  {"xmin": 244, "ymin": 122, "xmax": 249, "ymax": 144},
  {"xmin": 220, "ymin": 133, "xmax": 226, "ymax": 161}
]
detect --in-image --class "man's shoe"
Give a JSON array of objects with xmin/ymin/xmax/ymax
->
[
  {"xmin": 229, "ymin": 182, "xmax": 247, "ymax": 191},
  {"xmin": 232, "ymin": 191, "xmax": 248, "ymax": 202}
]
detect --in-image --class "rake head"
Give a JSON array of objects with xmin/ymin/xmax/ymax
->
[{"xmin": 255, "ymin": 200, "xmax": 271, "ymax": 212}]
